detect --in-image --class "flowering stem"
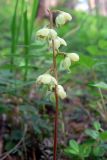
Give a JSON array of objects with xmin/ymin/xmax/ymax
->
[
  {"xmin": 48, "ymin": 10, "xmax": 59, "ymax": 160},
  {"xmin": 53, "ymin": 42, "xmax": 59, "ymax": 160}
]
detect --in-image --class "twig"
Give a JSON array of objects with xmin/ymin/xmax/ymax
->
[{"xmin": 0, "ymin": 124, "xmax": 27, "ymax": 160}]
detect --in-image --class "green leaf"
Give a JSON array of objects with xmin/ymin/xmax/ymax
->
[
  {"xmin": 85, "ymin": 129, "xmax": 99, "ymax": 140},
  {"xmin": 86, "ymin": 45, "xmax": 98, "ymax": 55},
  {"xmin": 64, "ymin": 148, "xmax": 73, "ymax": 156},
  {"xmin": 100, "ymin": 131, "xmax": 107, "ymax": 141},
  {"xmin": 79, "ymin": 144, "xmax": 91, "ymax": 158},
  {"xmin": 98, "ymin": 40, "xmax": 107, "ymax": 49},
  {"xmin": 80, "ymin": 55, "xmax": 97, "ymax": 69},
  {"xmin": 69, "ymin": 140, "xmax": 79, "ymax": 155},
  {"xmin": 90, "ymin": 82, "xmax": 107, "ymax": 90},
  {"xmin": 93, "ymin": 121, "xmax": 101, "ymax": 131},
  {"xmin": 93, "ymin": 146, "xmax": 105, "ymax": 157}
]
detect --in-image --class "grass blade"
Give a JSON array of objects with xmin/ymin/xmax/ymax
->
[
  {"xmin": 29, "ymin": 0, "xmax": 39, "ymax": 40},
  {"xmin": 11, "ymin": 0, "xmax": 19, "ymax": 72},
  {"xmin": 23, "ymin": 3, "xmax": 29, "ymax": 81}
]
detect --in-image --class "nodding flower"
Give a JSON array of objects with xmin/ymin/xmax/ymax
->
[
  {"xmin": 36, "ymin": 73, "xmax": 57, "ymax": 86},
  {"xmin": 57, "ymin": 85, "xmax": 67, "ymax": 99},
  {"xmin": 62, "ymin": 56, "xmax": 71, "ymax": 70},
  {"xmin": 49, "ymin": 36, "xmax": 67, "ymax": 50},
  {"xmin": 36, "ymin": 28, "xmax": 57, "ymax": 40},
  {"xmin": 56, "ymin": 11, "xmax": 72, "ymax": 26},
  {"xmin": 67, "ymin": 53, "xmax": 79, "ymax": 62},
  {"xmin": 61, "ymin": 53, "xmax": 79, "ymax": 70}
]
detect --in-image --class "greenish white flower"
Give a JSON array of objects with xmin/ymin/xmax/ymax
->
[
  {"xmin": 49, "ymin": 36, "xmax": 67, "ymax": 50},
  {"xmin": 57, "ymin": 85, "xmax": 67, "ymax": 99},
  {"xmin": 57, "ymin": 37, "xmax": 67, "ymax": 46},
  {"xmin": 36, "ymin": 28, "xmax": 57, "ymax": 40},
  {"xmin": 67, "ymin": 53, "xmax": 79, "ymax": 62},
  {"xmin": 48, "ymin": 29, "xmax": 57, "ymax": 39},
  {"xmin": 36, "ymin": 28, "xmax": 49, "ymax": 39},
  {"xmin": 60, "ymin": 53, "xmax": 79, "ymax": 70},
  {"xmin": 36, "ymin": 74, "xmax": 57, "ymax": 85},
  {"xmin": 56, "ymin": 11, "xmax": 72, "ymax": 26},
  {"xmin": 62, "ymin": 57, "xmax": 71, "ymax": 70}
]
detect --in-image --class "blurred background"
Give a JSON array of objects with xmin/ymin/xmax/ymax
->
[{"xmin": 37, "ymin": 0, "xmax": 107, "ymax": 17}]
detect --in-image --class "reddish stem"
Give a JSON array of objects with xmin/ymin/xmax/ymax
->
[
  {"xmin": 48, "ymin": 10, "xmax": 59, "ymax": 160},
  {"xmin": 53, "ymin": 86, "xmax": 59, "ymax": 160}
]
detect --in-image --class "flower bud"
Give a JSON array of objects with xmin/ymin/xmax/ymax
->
[
  {"xmin": 49, "ymin": 36, "xmax": 67, "ymax": 50},
  {"xmin": 57, "ymin": 85, "xmax": 67, "ymax": 99},
  {"xmin": 67, "ymin": 53, "xmax": 79, "ymax": 62},
  {"xmin": 36, "ymin": 74, "xmax": 57, "ymax": 85},
  {"xmin": 56, "ymin": 11, "xmax": 72, "ymax": 26}
]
